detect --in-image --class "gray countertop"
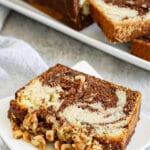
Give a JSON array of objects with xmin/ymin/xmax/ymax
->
[{"xmin": 0, "ymin": 11, "xmax": 150, "ymax": 150}]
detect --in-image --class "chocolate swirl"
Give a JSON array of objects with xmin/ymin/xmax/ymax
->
[{"xmin": 104, "ymin": 0, "xmax": 150, "ymax": 15}]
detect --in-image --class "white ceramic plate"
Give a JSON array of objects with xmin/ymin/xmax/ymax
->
[
  {"xmin": 0, "ymin": 0, "xmax": 150, "ymax": 71},
  {"xmin": 0, "ymin": 61, "xmax": 150, "ymax": 150}
]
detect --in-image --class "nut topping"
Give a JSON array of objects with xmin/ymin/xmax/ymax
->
[{"xmin": 31, "ymin": 135, "xmax": 46, "ymax": 150}]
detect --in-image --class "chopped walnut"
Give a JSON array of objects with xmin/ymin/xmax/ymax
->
[
  {"xmin": 61, "ymin": 144, "xmax": 74, "ymax": 150},
  {"xmin": 63, "ymin": 76, "xmax": 71, "ymax": 81},
  {"xmin": 86, "ymin": 146, "xmax": 92, "ymax": 150},
  {"xmin": 23, "ymin": 108, "xmax": 38, "ymax": 131},
  {"xmin": 11, "ymin": 121, "xmax": 19, "ymax": 131},
  {"xmin": 126, "ymin": 0, "xmax": 134, "ymax": 5},
  {"xmin": 75, "ymin": 75, "xmax": 85, "ymax": 84},
  {"xmin": 91, "ymin": 140, "xmax": 103, "ymax": 150},
  {"xmin": 46, "ymin": 130, "xmax": 55, "ymax": 142},
  {"xmin": 58, "ymin": 126, "xmax": 73, "ymax": 141},
  {"xmin": 72, "ymin": 135, "xmax": 81, "ymax": 143},
  {"xmin": 72, "ymin": 131, "xmax": 92, "ymax": 148},
  {"xmin": 31, "ymin": 135, "xmax": 46, "ymax": 150},
  {"xmin": 54, "ymin": 141, "xmax": 62, "ymax": 150},
  {"xmin": 13, "ymin": 130, "xmax": 23, "ymax": 139},
  {"xmin": 46, "ymin": 114, "xmax": 56, "ymax": 124},
  {"xmin": 73, "ymin": 142, "xmax": 85, "ymax": 150},
  {"xmin": 23, "ymin": 131, "xmax": 31, "ymax": 142},
  {"xmin": 80, "ymin": 133, "xmax": 91, "ymax": 143},
  {"xmin": 92, "ymin": 145, "xmax": 103, "ymax": 150}
]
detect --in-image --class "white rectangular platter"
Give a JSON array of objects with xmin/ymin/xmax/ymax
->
[
  {"xmin": 1, "ymin": 0, "xmax": 150, "ymax": 71},
  {"xmin": 0, "ymin": 61, "xmax": 150, "ymax": 150}
]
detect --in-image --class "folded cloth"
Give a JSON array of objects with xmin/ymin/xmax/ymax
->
[
  {"xmin": 0, "ymin": 5, "xmax": 10, "ymax": 31},
  {"xmin": 0, "ymin": 36, "xmax": 48, "ymax": 98}
]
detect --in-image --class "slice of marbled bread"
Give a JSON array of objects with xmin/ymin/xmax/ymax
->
[
  {"xmin": 89, "ymin": 0, "xmax": 150, "ymax": 43},
  {"xmin": 131, "ymin": 36, "xmax": 150, "ymax": 61},
  {"xmin": 25, "ymin": 0, "xmax": 92, "ymax": 30},
  {"xmin": 8, "ymin": 64, "xmax": 141, "ymax": 150}
]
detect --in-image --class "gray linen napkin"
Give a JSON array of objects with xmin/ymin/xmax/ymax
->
[{"xmin": 0, "ymin": 36, "xmax": 48, "ymax": 98}]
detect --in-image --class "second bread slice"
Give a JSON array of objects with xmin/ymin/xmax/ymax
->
[
  {"xmin": 89, "ymin": 0, "xmax": 150, "ymax": 43},
  {"xmin": 25, "ymin": 0, "xmax": 92, "ymax": 30},
  {"xmin": 131, "ymin": 36, "xmax": 150, "ymax": 61}
]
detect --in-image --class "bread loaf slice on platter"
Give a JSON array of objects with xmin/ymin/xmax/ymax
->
[
  {"xmin": 131, "ymin": 36, "xmax": 150, "ymax": 61},
  {"xmin": 8, "ymin": 64, "xmax": 141, "ymax": 150},
  {"xmin": 89, "ymin": 0, "xmax": 150, "ymax": 43},
  {"xmin": 25, "ymin": 0, "xmax": 92, "ymax": 30}
]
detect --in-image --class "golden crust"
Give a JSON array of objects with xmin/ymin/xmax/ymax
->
[
  {"xmin": 131, "ymin": 39, "xmax": 150, "ymax": 61},
  {"xmin": 89, "ymin": 0, "xmax": 150, "ymax": 43}
]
